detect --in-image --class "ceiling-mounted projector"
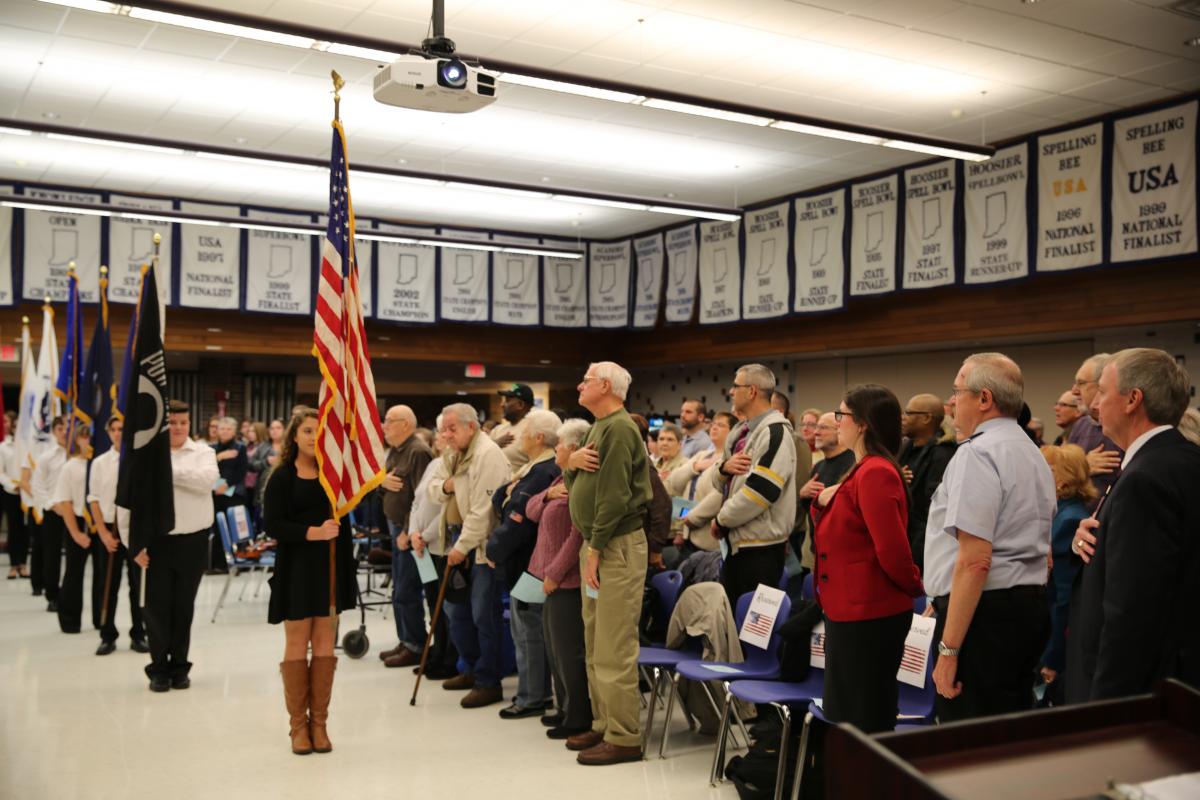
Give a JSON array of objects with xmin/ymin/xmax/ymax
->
[
  {"xmin": 372, "ymin": 0, "xmax": 496, "ymax": 113},
  {"xmin": 373, "ymin": 54, "xmax": 496, "ymax": 113}
]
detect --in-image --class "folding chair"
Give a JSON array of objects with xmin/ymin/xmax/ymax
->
[
  {"xmin": 211, "ymin": 514, "xmax": 267, "ymax": 623},
  {"xmin": 226, "ymin": 506, "xmax": 273, "ymax": 598},
  {"xmin": 726, "ymin": 673, "xmax": 825, "ymax": 800}
]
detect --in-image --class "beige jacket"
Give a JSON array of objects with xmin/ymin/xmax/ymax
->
[
  {"xmin": 428, "ymin": 430, "xmax": 511, "ymax": 562},
  {"xmin": 665, "ymin": 449, "xmax": 721, "ymax": 551}
]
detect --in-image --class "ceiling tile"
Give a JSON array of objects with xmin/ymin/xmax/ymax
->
[
  {"xmin": 2, "ymin": 0, "xmax": 69, "ymax": 34},
  {"xmin": 217, "ymin": 40, "xmax": 311, "ymax": 71}
]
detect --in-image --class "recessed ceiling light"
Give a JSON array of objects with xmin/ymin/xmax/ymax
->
[
  {"xmin": 664, "ymin": 192, "xmax": 676, "ymax": 199},
  {"xmin": 42, "ymin": 111, "xmax": 59, "ymax": 119},
  {"xmin": 397, "ymin": 158, "xmax": 408, "ymax": 165},
  {"xmin": 540, "ymin": 176, "xmax": 551, "ymax": 183},
  {"xmin": 234, "ymin": 136, "xmax": 247, "ymax": 144}
]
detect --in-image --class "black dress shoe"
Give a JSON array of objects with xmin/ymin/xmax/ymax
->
[
  {"xmin": 149, "ymin": 676, "xmax": 170, "ymax": 693},
  {"xmin": 31, "ymin": 588, "xmax": 42, "ymax": 596},
  {"xmin": 541, "ymin": 713, "xmax": 564, "ymax": 728},
  {"xmin": 46, "ymin": 600, "xmax": 58, "ymax": 613},
  {"xmin": 547, "ymin": 724, "xmax": 593, "ymax": 740},
  {"xmin": 130, "ymin": 637, "xmax": 150, "ymax": 653},
  {"xmin": 171, "ymin": 675, "xmax": 191, "ymax": 690},
  {"xmin": 498, "ymin": 703, "xmax": 548, "ymax": 720},
  {"xmin": 96, "ymin": 640, "xmax": 117, "ymax": 656}
]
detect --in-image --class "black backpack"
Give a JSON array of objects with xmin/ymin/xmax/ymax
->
[{"xmin": 724, "ymin": 708, "xmax": 829, "ymax": 800}]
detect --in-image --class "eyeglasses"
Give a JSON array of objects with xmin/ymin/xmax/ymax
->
[
  {"xmin": 1071, "ymin": 379, "xmax": 1097, "ymax": 389},
  {"xmin": 728, "ymin": 383, "xmax": 752, "ymax": 392},
  {"xmin": 948, "ymin": 386, "xmax": 976, "ymax": 397},
  {"xmin": 833, "ymin": 410, "xmax": 853, "ymax": 422},
  {"xmin": 902, "ymin": 410, "xmax": 931, "ymax": 418}
]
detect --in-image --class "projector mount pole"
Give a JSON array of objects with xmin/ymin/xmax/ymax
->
[{"xmin": 422, "ymin": 0, "xmax": 456, "ymax": 56}]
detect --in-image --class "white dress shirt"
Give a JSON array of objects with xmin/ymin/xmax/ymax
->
[
  {"xmin": 1120, "ymin": 425, "xmax": 1173, "ymax": 470},
  {"xmin": 170, "ymin": 437, "xmax": 220, "ymax": 534},
  {"xmin": 87, "ymin": 448, "xmax": 120, "ymax": 524},
  {"xmin": 53, "ymin": 457, "xmax": 90, "ymax": 518},
  {"xmin": 31, "ymin": 444, "xmax": 68, "ymax": 516}
]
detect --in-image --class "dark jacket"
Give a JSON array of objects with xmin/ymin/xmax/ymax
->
[
  {"xmin": 898, "ymin": 432, "xmax": 956, "ymax": 571},
  {"xmin": 380, "ymin": 435, "xmax": 433, "ymax": 530},
  {"xmin": 214, "ymin": 440, "xmax": 248, "ymax": 499},
  {"xmin": 1068, "ymin": 428, "xmax": 1200, "ymax": 702},
  {"xmin": 645, "ymin": 469, "xmax": 672, "ymax": 556},
  {"xmin": 485, "ymin": 456, "xmax": 561, "ymax": 591}
]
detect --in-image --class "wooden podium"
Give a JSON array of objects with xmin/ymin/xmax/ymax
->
[{"xmin": 825, "ymin": 680, "xmax": 1200, "ymax": 799}]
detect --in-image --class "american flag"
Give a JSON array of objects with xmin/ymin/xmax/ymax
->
[
  {"xmin": 744, "ymin": 610, "xmax": 774, "ymax": 638},
  {"xmin": 313, "ymin": 120, "xmax": 386, "ymax": 518},
  {"xmin": 810, "ymin": 631, "xmax": 826, "ymax": 659},
  {"xmin": 899, "ymin": 644, "xmax": 927, "ymax": 674}
]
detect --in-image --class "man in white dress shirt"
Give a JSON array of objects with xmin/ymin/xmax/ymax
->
[
  {"xmin": 88, "ymin": 416, "xmax": 148, "ymax": 656},
  {"xmin": 139, "ymin": 401, "xmax": 219, "ymax": 693},
  {"xmin": 28, "ymin": 417, "xmax": 68, "ymax": 612},
  {"xmin": 0, "ymin": 412, "xmax": 31, "ymax": 579}
]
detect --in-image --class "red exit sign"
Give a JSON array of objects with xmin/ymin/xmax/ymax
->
[
  {"xmin": 464, "ymin": 363, "xmax": 486, "ymax": 378},
  {"xmin": 0, "ymin": 345, "xmax": 16, "ymax": 363}
]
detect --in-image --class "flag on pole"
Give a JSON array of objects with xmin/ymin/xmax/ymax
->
[
  {"xmin": 78, "ymin": 268, "xmax": 116, "ymax": 456},
  {"xmin": 36, "ymin": 299, "xmax": 59, "ymax": 425},
  {"xmin": 115, "ymin": 269, "xmax": 144, "ymax": 422},
  {"xmin": 312, "ymin": 118, "xmax": 386, "ymax": 519},
  {"xmin": 54, "ymin": 267, "xmax": 86, "ymax": 454},
  {"xmin": 16, "ymin": 318, "xmax": 39, "ymax": 509},
  {"xmin": 115, "ymin": 261, "xmax": 174, "ymax": 558}
]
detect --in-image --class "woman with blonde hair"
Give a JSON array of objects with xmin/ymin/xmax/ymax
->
[
  {"xmin": 1039, "ymin": 444, "xmax": 1097, "ymax": 691},
  {"xmin": 264, "ymin": 408, "xmax": 356, "ymax": 755}
]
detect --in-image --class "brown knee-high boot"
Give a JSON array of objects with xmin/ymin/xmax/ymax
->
[
  {"xmin": 280, "ymin": 660, "xmax": 313, "ymax": 755},
  {"xmin": 309, "ymin": 655, "xmax": 337, "ymax": 753}
]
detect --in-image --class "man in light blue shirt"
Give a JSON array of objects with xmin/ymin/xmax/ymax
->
[
  {"xmin": 678, "ymin": 399, "xmax": 712, "ymax": 458},
  {"xmin": 925, "ymin": 353, "xmax": 1056, "ymax": 722}
]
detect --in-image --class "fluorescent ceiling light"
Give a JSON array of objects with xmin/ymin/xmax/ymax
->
[
  {"xmin": 882, "ymin": 139, "xmax": 991, "ymax": 162},
  {"xmin": 444, "ymin": 181, "xmax": 552, "ymax": 200},
  {"xmin": 558, "ymin": 196, "xmax": 649, "ymax": 212},
  {"xmin": 0, "ymin": 126, "xmax": 33, "ymax": 137},
  {"xmin": 126, "ymin": 7, "xmax": 317, "ymax": 49},
  {"xmin": 1, "ymin": 200, "xmax": 109, "ymax": 216},
  {"xmin": 114, "ymin": 211, "xmax": 189, "ymax": 224},
  {"xmin": 497, "ymin": 72, "xmax": 646, "ymax": 104},
  {"xmin": 638, "ymin": 99, "xmax": 773, "ymax": 127},
  {"xmin": 39, "ymin": 0, "xmax": 114, "ymax": 11},
  {"xmin": 46, "ymin": 132, "xmax": 185, "ymax": 155},
  {"xmin": 647, "ymin": 205, "xmax": 740, "ymax": 222},
  {"xmin": 768, "ymin": 121, "xmax": 886, "ymax": 146},
  {"xmin": 352, "ymin": 170, "xmax": 445, "ymax": 188},
  {"xmin": 195, "ymin": 151, "xmax": 320, "ymax": 171}
]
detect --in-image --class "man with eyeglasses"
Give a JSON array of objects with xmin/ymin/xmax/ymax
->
[
  {"xmin": 712, "ymin": 363, "xmax": 796, "ymax": 609},
  {"xmin": 925, "ymin": 353, "xmax": 1056, "ymax": 722},
  {"xmin": 1052, "ymin": 390, "xmax": 1081, "ymax": 446},
  {"xmin": 796, "ymin": 412, "xmax": 854, "ymax": 570},
  {"xmin": 898, "ymin": 395, "xmax": 956, "ymax": 572},
  {"xmin": 1067, "ymin": 354, "xmax": 1124, "ymax": 498}
]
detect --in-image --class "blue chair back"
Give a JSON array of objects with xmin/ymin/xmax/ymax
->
[
  {"xmin": 734, "ymin": 589, "xmax": 793, "ymax": 670},
  {"xmin": 215, "ymin": 514, "xmax": 236, "ymax": 566},
  {"xmin": 913, "ymin": 595, "xmax": 928, "ymax": 614},
  {"xmin": 650, "ymin": 570, "xmax": 684, "ymax": 625},
  {"xmin": 801, "ymin": 573, "xmax": 814, "ymax": 601},
  {"xmin": 777, "ymin": 568, "xmax": 789, "ymax": 591},
  {"xmin": 227, "ymin": 505, "xmax": 252, "ymax": 544}
]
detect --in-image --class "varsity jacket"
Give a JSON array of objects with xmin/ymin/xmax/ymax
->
[{"xmin": 710, "ymin": 409, "xmax": 796, "ymax": 554}]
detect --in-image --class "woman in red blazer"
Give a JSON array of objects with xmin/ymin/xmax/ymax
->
[{"xmin": 813, "ymin": 384, "xmax": 924, "ymax": 733}]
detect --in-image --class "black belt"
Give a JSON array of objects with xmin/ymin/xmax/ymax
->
[{"xmin": 933, "ymin": 583, "xmax": 1043, "ymax": 612}]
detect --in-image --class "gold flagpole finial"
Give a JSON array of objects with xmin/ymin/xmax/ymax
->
[
  {"xmin": 99, "ymin": 265, "xmax": 108, "ymax": 276},
  {"xmin": 44, "ymin": 295, "xmax": 51, "ymax": 306},
  {"xmin": 67, "ymin": 260, "xmax": 76, "ymax": 276},
  {"xmin": 153, "ymin": 232, "xmax": 162, "ymax": 247},
  {"xmin": 22, "ymin": 315, "xmax": 29, "ymax": 324},
  {"xmin": 331, "ymin": 70, "xmax": 345, "ymax": 121}
]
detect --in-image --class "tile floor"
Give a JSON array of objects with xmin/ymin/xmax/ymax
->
[{"xmin": 0, "ymin": 558, "xmax": 738, "ymax": 800}]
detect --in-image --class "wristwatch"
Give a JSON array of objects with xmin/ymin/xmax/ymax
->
[{"xmin": 937, "ymin": 640, "xmax": 961, "ymax": 657}]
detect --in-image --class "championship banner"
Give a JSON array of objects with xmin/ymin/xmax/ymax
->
[
  {"xmin": 22, "ymin": 187, "xmax": 102, "ymax": 303},
  {"xmin": 319, "ymin": 212, "xmax": 373, "ymax": 317},
  {"xmin": 1037, "ymin": 122, "xmax": 1103, "ymax": 272},
  {"xmin": 108, "ymin": 194, "xmax": 174, "ymax": 305},
  {"xmin": 632, "ymin": 233, "xmax": 664, "ymax": 329},
  {"xmin": 742, "ymin": 202, "xmax": 789, "ymax": 320},
  {"xmin": 698, "ymin": 219, "xmax": 740, "ymax": 324},
  {"xmin": 490, "ymin": 233, "xmax": 540, "ymax": 327},
  {"xmin": 439, "ymin": 227, "xmax": 490, "ymax": 322},
  {"xmin": 1111, "ymin": 100, "xmax": 1197, "ymax": 262},
  {"xmin": 178, "ymin": 202, "xmax": 240, "ymax": 310},
  {"xmin": 793, "ymin": 188, "xmax": 846, "ymax": 313},
  {"xmin": 588, "ymin": 239, "xmax": 631, "ymax": 328},
  {"xmin": 964, "ymin": 143, "xmax": 1029, "ymax": 284},
  {"xmin": 244, "ymin": 207, "xmax": 314, "ymax": 314},
  {"xmin": 0, "ymin": 187, "xmax": 12, "ymax": 306},
  {"xmin": 663, "ymin": 225, "xmax": 698, "ymax": 323},
  {"xmin": 375, "ymin": 222, "xmax": 436, "ymax": 324},
  {"xmin": 903, "ymin": 161, "xmax": 956, "ymax": 289},
  {"xmin": 849, "ymin": 175, "xmax": 899, "ymax": 296},
  {"xmin": 542, "ymin": 238, "xmax": 587, "ymax": 329}
]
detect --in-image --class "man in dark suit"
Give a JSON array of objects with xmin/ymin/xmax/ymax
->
[{"xmin": 1068, "ymin": 348, "xmax": 1200, "ymax": 702}]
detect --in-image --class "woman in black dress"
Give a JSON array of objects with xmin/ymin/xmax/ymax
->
[{"xmin": 264, "ymin": 408, "xmax": 356, "ymax": 755}]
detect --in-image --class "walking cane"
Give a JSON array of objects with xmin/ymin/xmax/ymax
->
[{"xmin": 410, "ymin": 556, "xmax": 455, "ymax": 706}]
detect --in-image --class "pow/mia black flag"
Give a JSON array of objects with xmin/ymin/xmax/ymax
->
[{"xmin": 115, "ymin": 262, "xmax": 174, "ymax": 557}]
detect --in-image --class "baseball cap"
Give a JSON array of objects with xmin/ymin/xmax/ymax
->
[{"xmin": 498, "ymin": 383, "xmax": 534, "ymax": 405}]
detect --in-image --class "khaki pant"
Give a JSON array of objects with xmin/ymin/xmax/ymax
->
[{"xmin": 580, "ymin": 529, "xmax": 647, "ymax": 748}]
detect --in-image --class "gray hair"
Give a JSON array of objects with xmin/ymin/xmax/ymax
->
[
  {"xmin": 1110, "ymin": 348, "xmax": 1190, "ymax": 426},
  {"xmin": 588, "ymin": 361, "xmax": 632, "ymax": 401},
  {"xmin": 523, "ymin": 409, "xmax": 562, "ymax": 448},
  {"xmin": 658, "ymin": 422, "xmax": 683, "ymax": 441},
  {"xmin": 556, "ymin": 419, "xmax": 591, "ymax": 449},
  {"xmin": 218, "ymin": 416, "xmax": 238, "ymax": 428},
  {"xmin": 736, "ymin": 363, "xmax": 776, "ymax": 394},
  {"xmin": 1082, "ymin": 353, "xmax": 1112, "ymax": 382},
  {"xmin": 962, "ymin": 353, "xmax": 1024, "ymax": 417},
  {"xmin": 439, "ymin": 403, "xmax": 479, "ymax": 429}
]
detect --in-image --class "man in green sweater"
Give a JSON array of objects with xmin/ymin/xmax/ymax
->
[{"xmin": 563, "ymin": 360, "xmax": 651, "ymax": 766}]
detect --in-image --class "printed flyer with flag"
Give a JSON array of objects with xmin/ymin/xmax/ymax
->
[{"xmin": 739, "ymin": 583, "xmax": 785, "ymax": 650}]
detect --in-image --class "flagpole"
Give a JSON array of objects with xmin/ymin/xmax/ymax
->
[
  {"xmin": 139, "ymin": 235, "xmax": 162, "ymax": 611},
  {"xmin": 328, "ymin": 69, "xmax": 345, "ymax": 630},
  {"xmin": 97, "ymin": 265, "xmax": 117, "ymax": 627}
]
